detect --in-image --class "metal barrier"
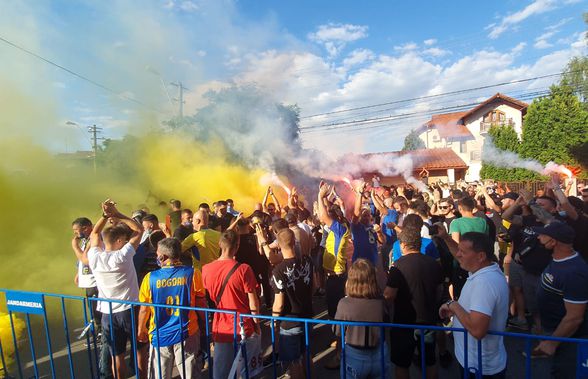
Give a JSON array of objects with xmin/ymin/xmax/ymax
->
[{"xmin": 1, "ymin": 288, "xmax": 588, "ymax": 379}]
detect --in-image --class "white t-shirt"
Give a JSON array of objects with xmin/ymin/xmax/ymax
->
[
  {"xmin": 77, "ymin": 238, "xmax": 96, "ymax": 288},
  {"xmin": 88, "ymin": 242, "xmax": 139, "ymax": 314},
  {"xmin": 453, "ymin": 263, "xmax": 509, "ymax": 375}
]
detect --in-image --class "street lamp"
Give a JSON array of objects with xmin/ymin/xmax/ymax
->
[{"xmin": 65, "ymin": 121, "xmax": 102, "ymax": 174}]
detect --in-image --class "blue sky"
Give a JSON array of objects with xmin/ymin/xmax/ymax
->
[{"xmin": 0, "ymin": 0, "xmax": 586, "ymax": 155}]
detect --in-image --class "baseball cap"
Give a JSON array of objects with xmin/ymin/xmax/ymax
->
[
  {"xmin": 502, "ymin": 192, "xmax": 519, "ymax": 201},
  {"xmin": 532, "ymin": 221, "xmax": 575, "ymax": 244}
]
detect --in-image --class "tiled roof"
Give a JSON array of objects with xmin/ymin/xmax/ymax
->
[
  {"xmin": 462, "ymin": 92, "xmax": 528, "ymax": 120},
  {"xmin": 422, "ymin": 93, "xmax": 528, "ymax": 139},
  {"xmin": 361, "ymin": 148, "xmax": 468, "ymax": 171},
  {"xmin": 424, "ymin": 111, "xmax": 472, "ymax": 139}
]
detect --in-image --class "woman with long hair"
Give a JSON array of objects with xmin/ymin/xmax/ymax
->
[{"xmin": 334, "ymin": 259, "xmax": 390, "ymax": 378}]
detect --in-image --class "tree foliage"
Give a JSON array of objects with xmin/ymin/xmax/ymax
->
[
  {"xmin": 520, "ymin": 84, "xmax": 588, "ymax": 178},
  {"xmin": 480, "ymin": 124, "xmax": 537, "ymax": 180},
  {"xmin": 402, "ymin": 129, "xmax": 426, "ymax": 151},
  {"xmin": 562, "ymin": 56, "xmax": 588, "ymax": 106}
]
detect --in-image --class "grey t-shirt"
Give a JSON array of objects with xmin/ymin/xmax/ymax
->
[{"xmin": 334, "ymin": 297, "xmax": 387, "ymax": 348}]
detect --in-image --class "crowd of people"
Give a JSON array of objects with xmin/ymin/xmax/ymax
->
[{"xmin": 70, "ymin": 175, "xmax": 588, "ymax": 379}]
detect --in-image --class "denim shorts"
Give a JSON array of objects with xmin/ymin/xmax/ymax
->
[
  {"xmin": 101, "ymin": 309, "xmax": 133, "ymax": 356},
  {"xmin": 342, "ymin": 344, "xmax": 390, "ymax": 379},
  {"xmin": 279, "ymin": 326, "xmax": 305, "ymax": 362}
]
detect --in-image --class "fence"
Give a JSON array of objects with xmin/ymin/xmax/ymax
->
[{"xmin": 1, "ymin": 289, "xmax": 587, "ymax": 379}]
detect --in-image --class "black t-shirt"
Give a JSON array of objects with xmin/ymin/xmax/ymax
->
[
  {"xmin": 393, "ymin": 253, "xmax": 443, "ymax": 324},
  {"xmin": 173, "ymin": 224, "xmax": 194, "ymax": 242},
  {"xmin": 386, "ymin": 267, "xmax": 416, "ymax": 324},
  {"xmin": 510, "ymin": 215, "xmax": 552, "ymax": 275},
  {"xmin": 567, "ymin": 214, "xmax": 588, "ymax": 261},
  {"xmin": 209, "ymin": 213, "xmax": 234, "ymax": 231},
  {"xmin": 235, "ymin": 233, "xmax": 269, "ymax": 281},
  {"xmin": 271, "ymin": 256, "xmax": 314, "ymax": 329}
]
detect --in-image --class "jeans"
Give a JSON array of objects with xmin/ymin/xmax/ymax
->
[
  {"xmin": 341, "ymin": 344, "xmax": 390, "ymax": 379},
  {"xmin": 212, "ymin": 342, "xmax": 237, "ymax": 379}
]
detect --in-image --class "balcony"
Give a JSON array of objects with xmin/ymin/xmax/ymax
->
[{"xmin": 480, "ymin": 118, "xmax": 514, "ymax": 134}]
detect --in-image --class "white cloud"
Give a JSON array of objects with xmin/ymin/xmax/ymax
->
[
  {"xmin": 394, "ymin": 42, "xmax": 418, "ymax": 52},
  {"xmin": 488, "ymin": 0, "xmax": 557, "ymax": 39},
  {"xmin": 534, "ymin": 38, "xmax": 553, "ymax": 49},
  {"xmin": 423, "ymin": 39, "xmax": 437, "ymax": 46},
  {"xmin": 179, "ymin": 1, "xmax": 199, "ymax": 12},
  {"xmin": 80, "ymin": 115, "xmax": 129, "ymax": 129},
  {"xmin": 308, "ymin": 23, "xmax": 368, "ymax": 57},
  {"xmin": 342, "ymin": 48, "xmax": 374, "ymax": 68},
  {"xmin": 534, "ymin": 17, "xmax": 573, "ymax": 48},
  {"xmin": 163, "ymin": 0, "xmax": 199, "ymax": 12},
  {"xmin": 423, "ymin": 47, "xmax": 450, "ymax": 57},
  {"xmin": 511, "ymin": 42, "xmax": 527, "ymax": 54}
]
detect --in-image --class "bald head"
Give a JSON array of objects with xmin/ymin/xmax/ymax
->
[
  {"xmin": 254, "ymin": 203, "xmax": 263, "ymax": 211},
  {"xmin": 192, "ymin": 209, "xmax": 209, "ymax": 230}
]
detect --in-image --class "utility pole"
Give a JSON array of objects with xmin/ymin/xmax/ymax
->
[
  {"xmin": 170, "ymin": 81, "xmax": 188, "ymax": 118},
  {"xmin": 88, "ymin": 124, "xmax": 104, "ymax": 174}
]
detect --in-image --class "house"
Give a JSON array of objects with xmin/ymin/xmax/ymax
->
[
  {"xmin": 417, "ymin": 93, "xmax": 528, "ymax": 181},
  {"xmin": 359, "ymin": 148, "xmax": 469, "ymax": 185}
]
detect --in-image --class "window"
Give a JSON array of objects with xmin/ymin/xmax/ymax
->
[
  {"xmin": 483, "ymin": 110, "xmax": 505, "ymax": 123},
  {"xmin": 470, "ymin": 150, "xmax": 481, "ymax": 161},
  {"xmin": 460, "ymin": 141, "xmax": 467, "ymax": 153}
]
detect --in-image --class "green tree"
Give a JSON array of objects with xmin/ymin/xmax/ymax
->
[
  {"xmin": 520, "ymin": 84, "xmax": 588, "ymax": 177},
  {"xmin": 562, "ymin": 56, "xmax": 588, "ymax": 106},
  {"xmin": 480, "ymin": 124, "xmax": 536, "ymax": 180},
  {"xmin": 402, "ymin": 129, "xmax": 425, "ymax": 151}
]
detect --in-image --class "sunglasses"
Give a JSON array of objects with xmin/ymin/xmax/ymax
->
[{"xmin": 438, "ymin": 205, "xmax": 450, "ymax": 210}]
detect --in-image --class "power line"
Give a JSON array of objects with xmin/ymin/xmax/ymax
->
[
  {"xmin": 312, "ymin": 84, "xmax": 557, "ymax": 126},
  {"xmin": 300, "ymin": 71, "xmax": 570, "ymax": 119},
  {"xmin": 0, "ymin": 35, "xmax": 164, "ymax": 114},
  {"xmin": 299, "ymin": 89, "xmax": 553, "ymax": 134}
]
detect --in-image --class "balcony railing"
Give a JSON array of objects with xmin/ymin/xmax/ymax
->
[{"xmin": 480, "ymin": 118, "xmax": 514, "ymax": 134}]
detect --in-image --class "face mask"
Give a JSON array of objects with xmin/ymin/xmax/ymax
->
[
  {"xmin": 558, "ymin": 211, "xmax": 567, "ymax": 218},
  {"xmin": 183, "ymin": 221, "xmax": 192, "ymax": 227},
  {"xmin": 156, "ymin": 256, "xmax": 165, "ymax": 267}
]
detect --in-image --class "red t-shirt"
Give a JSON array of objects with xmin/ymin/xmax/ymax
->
[{"xmin": 202, "ymin": 259, "xmax": 258, "ymax": 343}]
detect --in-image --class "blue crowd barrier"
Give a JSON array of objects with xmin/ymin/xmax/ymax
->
[{"xmin": 1, "ymin": 288, "xmax": 588, "ymax": 379}]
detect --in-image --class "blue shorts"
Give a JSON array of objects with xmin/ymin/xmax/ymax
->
[
  {"xmin": 101, "ymin": 309, "xmax": 133, "ymax": 356},
  {"xmin": 279, "ymin": 326, "xmax": 305, "ymax": 362}
]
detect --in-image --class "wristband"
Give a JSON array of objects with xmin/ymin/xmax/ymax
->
[{"xmin": 446, "ymin": 299, "xmax": 456, "ymax": 308}]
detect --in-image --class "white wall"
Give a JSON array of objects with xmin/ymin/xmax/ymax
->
[{"xmin": 417, "ymin": 101, "xmax": 524, "ymax": 181}]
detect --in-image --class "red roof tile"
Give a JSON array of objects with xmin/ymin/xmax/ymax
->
[
  {"xmin": 422, "ymin": 93, "xmax": 528, "ymax": 139},
  {"xmin": 462, "ymin": 93, "xmax": 528, "ymax": 120},
  {"xmin": 361, "ymin": 148, "xmax": 468, "ymax": 171},
  {"xmin": 424, "ymin": 111, "xmax": 472, "ymax": 139}
]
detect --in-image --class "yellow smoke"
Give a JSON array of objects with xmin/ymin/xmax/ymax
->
[
  {"xmin": 0, "ymin": 90, "xmax": 271, "ymax": 297},
  {"xmin": 0, "ymin": 312, "xmax": 25, "ymax": 376}
]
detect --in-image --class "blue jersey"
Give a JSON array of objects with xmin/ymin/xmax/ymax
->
[
  {"xmin": 350, "ymin": 222, "xmax": 378, "ymax": 265},
  {"xmin": 391, "ymin": 237, "xmax": 440, "ymax": 263},
  {"xmin": 381, "ymin": 209, "xmax": 399, "ymax": 245},
  {"xmin": 139, "ymin": 265, "xmax": 203, "ymax": 347}
]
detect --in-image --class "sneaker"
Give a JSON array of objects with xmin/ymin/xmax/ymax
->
[
  {"xmin": 507, "ymin": 318, "xmax": 529, "ymax": 331},
  {"xmin": 439, "ymin": 350, "xmax": 453, "ymax": 368}
]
